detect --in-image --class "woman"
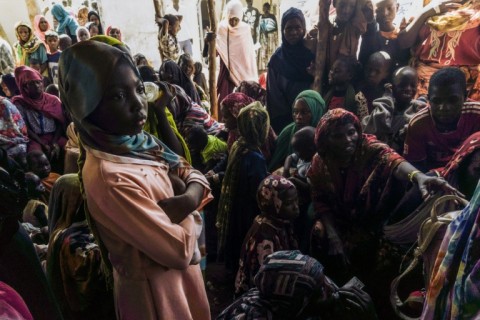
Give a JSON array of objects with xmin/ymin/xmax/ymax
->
[
  {"xmin": 0, "ymin": 97, "xmax": 29, "ymax": 165},
  {"xmin": 221, "ymin": 92, "xmax": 276, "ymax": 163},
  {"xmin": 267, "ymin": 8, "xmax": 315, "ymax": 133},
  {"xmin": 258, "ymin": 2, "xmax": 278, "ymax": 71},
  {"xmin": 213, "ymin": 0, "xmax": 258, "ymax": 102},
  {"xmin": 216, "ymin": 102, "xmax": 269, "ymax": 273},
  {"xmin": 51, "ymin": 3, "xmax": 79, "ymax": 43},
  {"xmin": 33, "ymin": 15, "xmax": 51, "ymax": 45},
  {"xmin": 269, "ymin": 90, "xmax": 326, "ymax": 171},
  {"xmin": 11, "ymin": 66, "xmax": 66, "ymax": 156},
  {"xmin": 307, "ymin": 108, "xmax": 457, "ymax": 283},
  {"xmin": 13, "ymin": 22, "xmax": 48, "ymax": 73},
  {"xmin": 47, "ymin": 174, "xmax": 114, "ymax": 319},
  {"xmin": 87, "ymin": 11, "xmax": 104, "ymax": 35},
  {"xmin": 58, "ymin": 40, "xmax": 211, "ymax": 319},
  {"xmin": 160, "ymin": 59, "xmax": 201, "ymax": 104}
]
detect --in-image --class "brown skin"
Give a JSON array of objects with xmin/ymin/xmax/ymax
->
[
  {"xmin": 392, "ymin": 67, "xmax": 418, "ymax": 110},
  {"xmin": 88, "ymin": 24, "xmax": 99, "ymax": 37},
  {"xmin": 283, "ymin": 18, "xmax": 304, "ymax": 45},
  {"xmin": 334, "ymin": 0, "xmax": 356, "ymax": 23},
  {"xmin": 229, "ymin": 17, "xmax": 240, "ymax": 28},
  {"xmin": 38, "ymin": 17, "xmax": 49, "ymax": 32},
  {"xmin": 429, "ymin": 83, "xmax": 465, "ymax": 133},
  {"xmin": 46, "ymin": 36, "xmax": 59, "ymax": 53},
  {"xmin": 292, "ymin": 99, "xmax": 312, "ymax": 128},
  {"xmin": 276, "ymin": 188, "xmax": 300, "ymax": 220},
  {"xmin": 329, "ymin": 59, "xmax": 354, "ymax": 91},
  {"xmin": 375, "ymin": 0, "xmax": 398, "ymax": 32},
  {"xmin": 108, "ymin": 28, "xmax": 121, "ymax": 40}
]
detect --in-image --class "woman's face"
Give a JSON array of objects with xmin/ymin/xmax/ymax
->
[
  {"xmin": 39, "ymin": 17, "xmax": 49, "ymax": 32},
  {"xmin": 89, "ymin": 15, "xmax": 100, "ymax": 26},
  {"xmin": 283, "ymin": 18, "xmax": 304, "ymax": 45},
  {"xmin": 24, "ymin": 79, "xmax": 43, "ymax": 99},
  {"xmin": 89, "ymin": 25, "xmax": 99, "ymax": 37},
  {"xmin": 229, "ymin": 17, "xmax": 240, "ymax": 28},
  {"xmin": 181, "ymin": 59, "xmax": 195, "ymax": 78},
  {"xmin": 263, "ymin": 4, "xmax": 270, "ymax": 15},
  {"xmin": 1, "ymin": 83, "xmax": 11, "ymax": 97},
  {"xmin": 292, "ymin": 98, "xmax": 312, "ymax": 128},
  {"xmin": 109, "ymin": 28, "xmax": 121, "ymax": 40},
  {"xmin": 87, "ymin": 63, "xmax": 148, "ymax": 135},
  {"xmin": 17, "ymin": 26, "xmax": 30, "ymax": 42},
  {"xmin": 221, "ymin": 104, "xmax": 237, "ymax": 130},
  {"xmin": 325, "ymin": 123, "xmax": 359, "ymax": 161}
]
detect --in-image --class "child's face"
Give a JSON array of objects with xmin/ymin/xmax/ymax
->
[
  {"xmin": 375, "ymin": 0, "xmax": 398, "ymax": 26},
  {"xmin": 169, "ymin": 20, "xmax": 181, "ymax": 35},
  {"xmin": 393, "ymin": 70, "xmax": 417, "ymax": 105},
  {"xmin": 25, "ymin": 173, "xmax": 46, "ymax": 198},
  {"xmin": 283, "ymin": 18, "xmax": 304, "ymax": 45},
  {"xmin": 365, "ymin": 58, "xmax": 389, "ymax": 87},
  {"xmin": 87, "ymin": 62, "xmax": 148, "ymax": 135},
  {"xmin": 78, "ymin": 30, "xmax": 90, "ymax": 41},
  {"xmin": 39, "ymin": 17, "xmax": 49, "ymax": 32},
  {"xmin": 46, "ymin": 36, "xmax": 59, "ymax": 52},
  {"xmin": 221, "ymin": 105, "xmax": 237, "ymax": 130},
  {"xmin": 30, "ymin": 154, "xmax": 51, "ymax": 179},
  {"xmin": 1, "ymin": 82, "xmax": 11, "ymax": 97},
  {"xmin": 278, "ymin": 188, "xmax": 299, "ymax": 220},
  {"xmin": 109, "ymin": 28, "xmax": 121, "ymax": 40},
  {"xmin": 181, "ymin": 59, "xmax": 195, "ymax": 78},
  {"xmin": 292, "ymin": 99, "xmax": 312, "ymax": 128},
  {"xmin": 335, "ymin": 0, "xmax": 356, "ymax": 23},
  {"xmin": 329, "ymin": 60, "xmax": 352, "ymax": 86},
  {"xmin": 429, "ymin": 83, "xmax": 465, "ymax": 127},
  {"xmin": 89, "ymin": 25, "xmax": 99, "ymax": 37},
  {"xmin": 17, "ymin": 26, "xmax": 30, "ymax": 42}
]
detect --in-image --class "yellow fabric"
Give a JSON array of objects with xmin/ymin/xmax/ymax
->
[
  {"xmin": 427, "ymin": 1, "xmax": 480, "ymax": 32},
  {"xmin": 201, "ymin": 135, "xmax": 227, "ymax": 164}
]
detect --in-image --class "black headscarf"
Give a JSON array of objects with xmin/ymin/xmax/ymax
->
[
  {"xmin": 159, "ymin": 60, "xmax": 201, "ymax": 105},
  {"xmin": 268, "ymin": 8, "xmax": 314, "ymax": 81},
  {"xmin": 87, "ymin": 11, "xmax": 104, "ymax": 35}
]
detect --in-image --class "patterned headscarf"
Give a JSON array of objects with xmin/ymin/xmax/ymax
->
[
  {"xmin": 236, "ymin": 81, "xmax": 267, "ymax": 106},
  {"xmin": 255, "ymin": 251, "xmax": 334, "ymax": 318},
  {"xmin": 257, "ymin": 175, "xmax": 295, "ymax": 216},
  {"xmin": 314, "ymin": 108, "xmax": 362, "ymax": 156},
  {"xmin": 221, "ymin": 92, "xmax": 255, "ymax": 119},
  {"xmin": 13, "ymin": 22, "xmax": 44, "ymax": 66},
  {"xmin": 237, "ymin": 101, "xmax": 270, "ymax": 149}
]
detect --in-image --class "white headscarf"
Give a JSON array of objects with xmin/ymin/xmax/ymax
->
[{"xmin": 226, "ymin": 0, "xmax": 244, "ymax": 20}]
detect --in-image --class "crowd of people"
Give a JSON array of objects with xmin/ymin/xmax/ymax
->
[{"xmin": 0, "ymin": 0, "xmax": 480, "ymax": 319}]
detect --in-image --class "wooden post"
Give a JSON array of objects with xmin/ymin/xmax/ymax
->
[
  {"xmin": 207, "ymin": 0, "xmax": 218, "ymax": 119},
  {"xmin": 312, "ymin": 0, "xmax": 330, "ymax": 93},
  {"xmin": 0, "ymin": 23, "xmax": 9, "ymax": 43},
  {"xmin": 24, "ymin": 0, "xmax": 42, "ymax": 27},
  {"xmin": 152, "ymin": 0, "xmax": 165, "ymax": 61}
]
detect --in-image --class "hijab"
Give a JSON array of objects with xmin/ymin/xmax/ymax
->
[
  {"xmin": 236, "ymin": 81, "xmax": 267, "ymax": 106},
  {"xmin": 257, "ymin": 175, "xmax": 296, "ymax": 217},
  {"xmin": 11, "ymin": 66, "xmax": 65, "ymax": 125},
  {"xmin": 87, "ymin": 11, "xmax": 104, "ymax": 35},
  {"xmin": 216, "ymin": 0, "xmax": 258, "ymax": 86},
  {"xmin": 159, "ymin": 60, "xmax": 201, "ymax": 104},
  {"xmin": 1, "ymin": 74, "xmax": 20, "ymax": 97},
  {"xmin": 105, "ymin": 26, "xmax": 122, "ymax": 42},
  {"xmin": 51, "ymin": 4, "xmax": 79, "ymax": 37},
  {"xmin": 13, "ymin": 22, "xmax": 44, "ymax": 66},
  {"xmin": 268, "ymin": 8, "xmax": 314, "ymax": 81},
  {"xmin": 33, "ymin": 15, "xmax": 51, "ymax": 43}
]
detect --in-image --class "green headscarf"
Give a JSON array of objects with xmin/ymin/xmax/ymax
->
[
  {"xmin": 216, "ymin": 102, "xmax": 270, "ymax": 257},
  {"xmin": 268, "ymin": 90, "xmax": 326, "ymax": 171}
]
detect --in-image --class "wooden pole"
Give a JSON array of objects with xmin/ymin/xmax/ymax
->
[
  {"xmin": 207, "ymin": 0, "xmax": 218, "ymax": 119},
  {"xmin": 152, "ymin": 0, "xmax": 165, "ymax": 61},
  {"xmin": 25, "ymin": 0, "xmax": 42, "ymax": 27},
  {"xmin": 312, "ymin": 0, "xmax": 330, "ymax": 93}
]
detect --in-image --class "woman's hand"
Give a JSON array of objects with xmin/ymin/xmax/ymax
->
[{"xmin": 414, "ymin": 173, "xmax": 464, "ymax": 199}]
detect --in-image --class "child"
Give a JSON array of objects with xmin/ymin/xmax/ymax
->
[
  {"xmin": 157, "ymin": 14, "xmax": 180, "ymax": 61},
  {"xmin": 26, "ymin": 150, "xmax": 61, "ymax": 203},
  {"xmin": 234, "ymin": 175, "xmax": 299, "ymax": 296},
  {"xmin": 185, "ymin": 125, "xmax": 227, "ymax": 172},
  {"xmin": 362, "ymin": 66, "xmax": 423, "ymax": 153},
  {"xmin": 45, "ymin": 31, "xmax": 61, "ymax": 85},
  {"xmin": 358, "ymin": 51, "xmax": 393, "ymax": 113},
  {"xmin": 359, "ymin": 0, "xmax": 411, "ymax": 67},
  {"xmin": 58, "ymin": 34, "xmax": 72, "ymax": 51},
  {"xmin": 29, "ymin": 58, "xmax": 51, "ymax": 88},
  {"xmin": 76, "ymin": 26, "xmax": 90, "ymax": 42},
  {"xmin": 193, "ymin": 61, "xmax": 208, "ymax": 93},
  {"xmin": 325, "ymin": 56, "xmax": 368, "ymax": 119}
]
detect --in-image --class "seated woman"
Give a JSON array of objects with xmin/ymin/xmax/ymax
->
[
  {"xmin": 307, "ymin": 108, "xmax": 457, "ymax": 285},
  {"xmin": 235, "ymin": 175, "xmax": 300, "ymax": 296},
  {"xmin": 11, "ymin": 66, "xmax": 66, "ymax": 160},
  {"xmin": 269, "ymin": 90, "xmax": 326, "ymax": 171},
  {"xmin": 159, "ymin": 59, "xmax": 201, "ymax": 104},
  {"xmin": 47, "ymin": 174, "xmax": 114, "ymax": 319},
  {"xmin": 58, "ymin": 40, "xmax": 212, "ymax": 319}
]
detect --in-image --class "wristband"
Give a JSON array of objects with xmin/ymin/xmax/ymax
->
[
  {"xmin": 433, "ymin": 5, "xmax": 441, "ymax": 14},
  {"xmin": 408, "ymin": 170, "xmax": 421, "ymax": 183}
]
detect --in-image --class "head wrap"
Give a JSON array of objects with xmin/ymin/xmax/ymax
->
[
  {"xmin": 58, "ymin": 40, "xmax": 178, "ymax": 164},
  {"xmin": 226, "ymin": 0, "xmax": 244, "ymax": 20},
  {"xmin": 1, "ymin": 74, "xmax": 20, "ymax": 97},
  {"xmin": 87, "ymin": 11, "xmax": 104, "ymax": 35},
  {"xmin": 221, "ymin": 92, "xmax": 255, "ymax": 118},
  {"xmin": 13, "ymin": 22, "xmax": 44, "ymax": 66},
  {"xmin": 159, "ymin": 60, "xmax": 201, "ymax": 104},
  {"xmin": 268, "ymin": 8, "xmax": 314, "ymax": 81},
  {"xmin": 295, "ymin": 90, "xmax": 326, "ymax": 127},
  {"xmin": 314, "ymin": 108, "xmax": 362, "ymax": 155},
  {"xmin": 11, "ymin": 66, "xmax": 65, "ymax": 125},
  {"xmin": 51, "ymin": 4, "xmax": 78, "ymax": 37},
  {"xmin": 105, "ymin": 26, "xmax": 122, "ymax": 42},
  {"xmin": 33, "ymin": 15, "xmax": 51, "ymax": 43},
  {"xmin": 75, "ymin": 26, "xmax": 90, "ymax": 40},
  {"xmin": 237, "ymin": 101, "xmax": 270, "ymax": 149},
  {"xmin": 257, "ymin": 175, "xmax": 296, "ymax": 216},
  {"xmin": 236, "ymin": 81, "xmax": 267, "ymax": 106}
]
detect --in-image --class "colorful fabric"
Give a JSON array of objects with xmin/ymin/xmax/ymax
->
[
  {"xmin": 33, "ymin": 15, "xmax": 51, "ymax": 44},
  {"xmin": 422, "ymin": 180, "xmax": 480, "ymax": 319},
  {"xmin": 200, "ymin": 135, "xmax": 227, "ymax": 164},
  {"xmin": 216, "ymin": 0, "xmax": 258, "ymax": 86},
  {"xmin": 51, "ymin": 4, "xmax": 78, "ymax": 38},
  {"xmin": 160, "ymin": 33, "xmax": 179, "ymax": 62},
  {"xmin": 0, "ymin": 98, "xmax": 29, "ymax": 157},
  {"xmin": 427, "ymin": 0, "xmax": 480, "ymax": 32},
  {"xmin": 217, "ymin": 102, "xmax": 270, "ymax": 261},
  {"xmin": 0, "ymin": 38, "xmax": 15, "ymax": 75},
  {"xmin": 404, "ymin": 102, "xmax": 480, "ymax": 170},
  {"xmin": 307, "ymin": 109, "xmax": 404, "ymax": 274},
  {"xmin": 219, "ymin": 250, "xmax": 336, "ymax": 319},
  {"xmin": 11, "ymin": 66, "xmax": 65, "ymax": 125},
  {"xmin": 0, "ymin": 281, "xmax": 34, "ymax": 320},
  {"xmin": 235, "ymin": 176, "xmax": 298, "ymax": 295},
  {"xmin": 269, "ymin": 90, "xmax": 326, "ymax": 171},
  {"xmin": 236, "ymin": 81, "xmax": 267, "ymax": 107},
  {"xmin": 13, "ymin": 22, "xmax": 47, "ymax": 67},
  {"xmin": 258, "ymin": 15, "xmax": 278, "ymax": 71},
  {"xmin": 159, "ymin": 60, "xmax": 200, "ymax": 104}
]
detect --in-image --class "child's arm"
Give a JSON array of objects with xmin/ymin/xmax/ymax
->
[
  {"xmin": 155, "ymin": 17, "xmax": 169, "ymax": 37},
  {"xmin": 283, "ymin": 155, "xmax": 294, "ymax": 178}
]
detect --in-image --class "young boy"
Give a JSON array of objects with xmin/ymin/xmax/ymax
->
[
  {"xmin": 157, "ymin": 14, "xmax": 180, "ymax": 61},
  {"xmin": 185, "ymin": 125, "xmax": 227, "ymax": 172},
  {"xmin": 358, "ymin": 51, "xmax": 392, "ymax": 112},
  {"xmin": 45, "ymin": 31, "xmax": 61, "ymax": 85},
  {"xmin": 404, "ymin": 67, "xmax": 480, "ymax": 171},
  {"xmin": 27, "ymin": 150, "xmax": 61, "ymax": 203}
]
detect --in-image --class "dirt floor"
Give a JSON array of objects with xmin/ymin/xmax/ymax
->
[{"xmin": 205, "ymin": 261, "xmax": 235, "ymax": 318}]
